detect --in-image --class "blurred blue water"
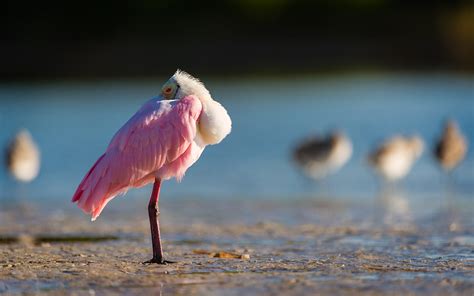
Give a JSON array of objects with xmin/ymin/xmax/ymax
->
[{"xmin": 0, "ymin": 73, "xmax": 473, "ymax": 204}]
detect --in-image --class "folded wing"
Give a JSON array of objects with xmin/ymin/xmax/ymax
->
[{"xmin": 72, "ymin": 95, "xmax": 202, "ymax": 220}]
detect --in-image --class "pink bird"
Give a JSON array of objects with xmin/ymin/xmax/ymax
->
[{"xmin": 72, "ymin": 70, "xmax": 232, "ymax": 264}]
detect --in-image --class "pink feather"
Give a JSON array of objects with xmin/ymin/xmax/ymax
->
[{"xmin": 72, "ymin": 95, "xmax": 203, "ymax": 221}]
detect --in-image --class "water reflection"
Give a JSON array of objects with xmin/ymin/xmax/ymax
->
[{"xmin": 375, "ymin": 188, "xmax": 414, "ymax": 229}]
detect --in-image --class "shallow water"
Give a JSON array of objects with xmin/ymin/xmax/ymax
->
[{"xmin": 0, "ymin": 73, "xmax": 473, "ymax": 205}]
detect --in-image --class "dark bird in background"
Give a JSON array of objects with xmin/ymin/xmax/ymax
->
[
  {"xmin": 293, "ymin": 131, "xmax": 352, "ymax": 180},
  {"xmin": 434, "ymin": 120, "xmax": 468, "ymax": 172}
]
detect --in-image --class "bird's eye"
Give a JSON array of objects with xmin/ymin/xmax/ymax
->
[{"xmin": 162, "ymin": 81, "xmax": 180, "ymax": 97}]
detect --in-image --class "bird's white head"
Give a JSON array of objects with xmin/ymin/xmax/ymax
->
[
  {"xmin": 161, "ymin": 69, "xmax": 231, "ymax": 145},
  {"xmin": 161, "ymin": 70, "xmax": 213, "ymax": 102}
]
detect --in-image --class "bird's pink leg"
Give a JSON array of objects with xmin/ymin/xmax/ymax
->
[{"xmin": 144, "ymin": 178, "xmax": 174, "ymax": 264}]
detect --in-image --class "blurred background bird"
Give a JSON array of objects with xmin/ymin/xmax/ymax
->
[
  {"xmin": 434, "ymin": 120, "xmax": 468, "ymax": 172},
  {"xmin": 368, "ymin": 135, "xmax": 424, "ymax": 182},
  {"xmin": 5, "ymin": 129, "xmax": 40, "ymax": 183},
  {"xmin": 293, "ymin": 131, "xmax": 352, "ymax": 181}
]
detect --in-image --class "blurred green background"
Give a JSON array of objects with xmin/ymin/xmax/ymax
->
[{"xmin": 2, "ymin": 0, "xmax": 474, "ymax": 81}]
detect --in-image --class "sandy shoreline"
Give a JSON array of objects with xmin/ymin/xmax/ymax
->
[{"xmin": 1, "ymin": 199, "xmax": 473, "ymax": 295}]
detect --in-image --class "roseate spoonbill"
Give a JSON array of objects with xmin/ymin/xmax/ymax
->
[
  {"xmin": 434, "ymin": 120, "xmax": 468, "ymax": 172},
  {"xmin": 5, "ymin": 129, "xmax": 40, "ymax": 182},
  {"xmin": 293, "ymin": 131, "xmax": 352, "ymax": 180},
  {"xmin": 368, "ymin": 135, "xmax": 424, "ymax": 181},
  {"xmin": 72, "ymin": 70, "xmax": 232, "ymax": 264}
]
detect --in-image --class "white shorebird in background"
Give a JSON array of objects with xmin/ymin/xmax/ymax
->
[
  {"xmin": 5, "ymin": 129, "xmax": 41, "ymax": 182},
  {"xmin": 368, "ymin": 135, "xmax": 424, "ymax": 182},
  {"xmin": 293, "ymin": 131, "xmax": 352, "ymax": 180},
  {"xmin": 434, "ymin": 120, "xmax": 468, "ymax": 172}
]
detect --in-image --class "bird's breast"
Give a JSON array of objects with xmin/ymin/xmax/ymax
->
[{"xmin": 197, "ymin": 100, "xmax": 232, "ymax": 145}]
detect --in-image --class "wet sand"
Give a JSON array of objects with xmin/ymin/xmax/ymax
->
[{"xmin": 0, "ymin": 198, "xmax": 473, "ymax": 295}]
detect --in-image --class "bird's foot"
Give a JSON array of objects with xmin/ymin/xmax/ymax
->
[{"xmin": 143, "ymin": 257, "xmax": 176, "ymax": 265}]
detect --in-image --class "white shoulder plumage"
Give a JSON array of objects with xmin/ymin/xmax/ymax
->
[{"xmin": 198, "ymin": 100, "xmax": 232, "ymax": 145}]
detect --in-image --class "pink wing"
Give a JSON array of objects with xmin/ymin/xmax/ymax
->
[{"xmin": 72, "ymin": 95, "xmax": 202, "ymax": 220}]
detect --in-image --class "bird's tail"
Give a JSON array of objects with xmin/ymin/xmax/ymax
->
[{"xmin": 72, "ymin": 153, "xmax": 119, "ymax": 221}]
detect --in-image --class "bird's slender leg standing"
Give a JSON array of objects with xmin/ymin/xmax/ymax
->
[{"xmin": 144, "ymin": 178, "xmax": 173, "ymax": 264}]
